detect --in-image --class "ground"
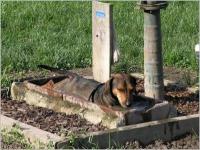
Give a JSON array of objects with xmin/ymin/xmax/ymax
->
[
  {"xmin": 121, "ymin": 134, "xmax": 199, "ymax": 149},
  {"xmin": 1, "ymin": 67, "xmax": 199, "ymax": 149},
  {"xmin": 1, "ymin": 140, "xmax": 29, "ymax": 149},
  {"xmin": 1, "ymin": 1, "xmax": 199, "ymax": 149},
  {"xmin": 1, "ymin": 98, "xmax": 199, "ymax": 149},
  {"xmin": 1, "ymin": 125, "xmax": 54, "ymax": 149}
]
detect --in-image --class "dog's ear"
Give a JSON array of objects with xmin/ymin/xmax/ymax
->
[
  {"xmin": 129, "ymin": 76, "xmax": 137, "ymax": 95},
  {"xmin": 104, "ymin": 78, "xmax": 113, "ymax": 95},
  {"xmin": 130, "ymin": 76, "xmax": 137, "ymax": 85}
]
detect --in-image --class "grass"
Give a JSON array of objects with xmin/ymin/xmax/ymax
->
[
  {"xmin": 1, "ymin": 125, "xmax": 54, "ymax": 149},
  {"xmin": 1, "ymin": 1, "xmax": 198, "ymax": 86},
  {"xmin": 1, "ymin": 125, "xmax": 32, "ymax": 149}
]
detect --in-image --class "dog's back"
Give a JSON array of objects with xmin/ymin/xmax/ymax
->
[
  {"xmin": 54, "ymin": 75, "xmax": 100, "ymax": 100},
  {"xmin": 38, "ymin": 65, "xmax": 100, "ymax": 100},
  {"xmin": 38, "ymin": 65, "xmax": 141, "ymax": 108}
]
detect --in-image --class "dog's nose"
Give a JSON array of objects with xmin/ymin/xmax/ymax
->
[
  {"xmin": 132, "ymin": 92, "xmax": 137, "ymax": 96},
  {"xmin": 126, "ymin": 101, "xmax": 131, "ymax": 107}
]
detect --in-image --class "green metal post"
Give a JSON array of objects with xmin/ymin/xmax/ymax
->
[
  {"xmin": 144, "ymin": 9, "xmax": 164, "ymax": 102},
  {"xmin": 138, "ymin": 1, "xmax": 168, "ymax": 102}
]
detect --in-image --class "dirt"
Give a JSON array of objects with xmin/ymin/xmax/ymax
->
[
  {"xmin": 163, "ymin": 66, "xmax": 198, "ymax": 86},
  {"xmin": 8, "ymin": 66, "xmax": 198, "ymax": 86},
  {"xmin": 1, "ymin": 140, "xmax": 28, "ymax": 149},
  {"xmin": 1, "ymin": 99, "xmax": 107, "ymax": 137},
  {"xmin": 136, "ymin": 79, "xmax": 199, "ymax": 115},
  {"xmin": 121, "ymin": 134, "xmax": 199, "ymax": 149},
  {"xmin": 1, "ymin": 67, "xmax": 199, "ymax": 149},
  {"xmin": 69, "ymin": 66, "xmax": 198, "ymax": 86}
]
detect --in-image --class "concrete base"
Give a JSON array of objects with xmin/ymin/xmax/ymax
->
[
  {"xmin": 2, "ymin": 114, "xmax": 198, "ymax": 149},
  {"xmin": 1, "ymin": 115, "xmax": 62, "ymax": 146},
  {"xmin": 11, "ymin": 76, "xmax": 177, "ymax": 129},
  {"xmin": 64, "ymin": 114, "xmax": 199, "ymax": 148}
]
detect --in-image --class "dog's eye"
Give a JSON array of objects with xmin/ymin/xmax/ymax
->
[
  {"xmin": 118, "ymin": 88, "xmax": 125, "ymax": 92},
  {"xmin": 130, "ymin": 88, "xmax": 136, "ymax": 93},
  {"xmin": 130, "ymin": 89, "xmax": 137, "ymax": 95}
]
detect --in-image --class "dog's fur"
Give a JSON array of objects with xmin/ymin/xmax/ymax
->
[{"xmin": 38, "ymin": 65, "xmax": 137, "ymax": 108}]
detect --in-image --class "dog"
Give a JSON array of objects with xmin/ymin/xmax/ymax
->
[{"xmin": 38, "ymin": 65, "xmax": 137, "ymax": 108}]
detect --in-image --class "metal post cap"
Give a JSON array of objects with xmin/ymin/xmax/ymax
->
[{"xmin": 137, "ymin": 1, "xmax": 168, "ymax": 11}]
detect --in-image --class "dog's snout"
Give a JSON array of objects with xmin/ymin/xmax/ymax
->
[
  {"xmin": 132, "ymin": 92, "xmax": 136, "ymax": 96},
  {"xmin": 126, "ymin": 101, "xmax": 131, "ymax": 107}
]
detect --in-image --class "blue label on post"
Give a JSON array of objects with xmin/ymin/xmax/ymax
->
[{"xmin": 96, "ymin": 11, "xmax": 105, "ymax": 18}]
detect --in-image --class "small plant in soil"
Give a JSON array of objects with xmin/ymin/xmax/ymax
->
[
  {"xmin": 182, "ymin": 70, "xmax": 197, "ymax": 86},
  {"xmin": 1, "ymin": 124, "xmax": 32, "ymax": 149},
  {"xmin": 1, "ymin": 124, "xmax": 54, "ymax": 149}
]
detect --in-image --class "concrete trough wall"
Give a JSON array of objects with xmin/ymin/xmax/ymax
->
[
  {"xmin": 56, "ymin": 114, "xmax": 199, "ymax": 148},
  {"xmin": 11, "ymin": 80, "xmax": 124, "ymax": 128},
  {"xmin": 4, "ymin": 74, "xmax": 199, "ymax": 148},
  {"xmin": 1, "ymin": 115, "xmax": 62, "ymax": 145},
  {"xmin": 1, "ymin": 114, "xmax": 198, "ymax": 149},
  {"xmin": 10, "ymin": 76, "xmax": 177, "ymax": 129}
]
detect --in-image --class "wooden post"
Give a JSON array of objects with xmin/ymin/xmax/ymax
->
[{"xmin": 92, "ymin": 1, "xmax": 112, "ymax": 83}]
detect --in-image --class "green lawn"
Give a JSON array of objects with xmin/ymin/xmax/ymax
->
[
  {"xmin": 1, "ymin": 1, "xmax": 198, "ymax": 83},
  {"xmin": 1, "ymin": 125, "xmax": 54, "ymax": 149}
]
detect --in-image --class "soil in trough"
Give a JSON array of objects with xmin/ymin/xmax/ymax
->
[
  {"xmin": 121, "ymin": 133, "xmax": 199, "ymax": 149},
  {"xmin": 1, "ymin": 77, "xmax": 199, "ymax": 149},
  {"xmin": 1, "ymin": 78, "xmax": 199, "ymax": 136},
  {"xmin": 1, "ymin": 99, "xmax": 107, "ymax": 137},
  {"xmin": 136, "ymin": 79, "xmax": 199, "ymax": 115},
  {"xmin": 4, "ymin": 67, "xmax": 198, "ymax": 116}
]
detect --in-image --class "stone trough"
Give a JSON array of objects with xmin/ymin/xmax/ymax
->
[{"xmin": 11, "ymin": 75, "xmax": 177, "ymax": 129}]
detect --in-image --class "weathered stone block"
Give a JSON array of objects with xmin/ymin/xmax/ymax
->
[{"xmin": 11, "ymin": 76, "xmax": 177, "ymax": 129}]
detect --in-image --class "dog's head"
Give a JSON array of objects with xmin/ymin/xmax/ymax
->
[{"xmin": 104, "ymin": 73, "xmax": 137, "ymax": 108}]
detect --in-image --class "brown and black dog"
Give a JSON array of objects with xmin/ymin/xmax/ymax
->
[{"xmin": 38, "ymin": 65, "xmax": 137, "ymax": 108}]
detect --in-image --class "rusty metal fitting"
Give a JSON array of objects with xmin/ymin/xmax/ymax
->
[{"xmin": 137, "ymin": 1, "xmax": 168, "ymax": 11}]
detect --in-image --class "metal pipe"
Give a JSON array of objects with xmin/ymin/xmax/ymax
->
[
  {"xmin": 144, "ymin": 9, "xmax": 164, "ymax": 102},
  {"xmin": 138, "ymin": 1, "xmax": 168, "ymax": 102}
]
